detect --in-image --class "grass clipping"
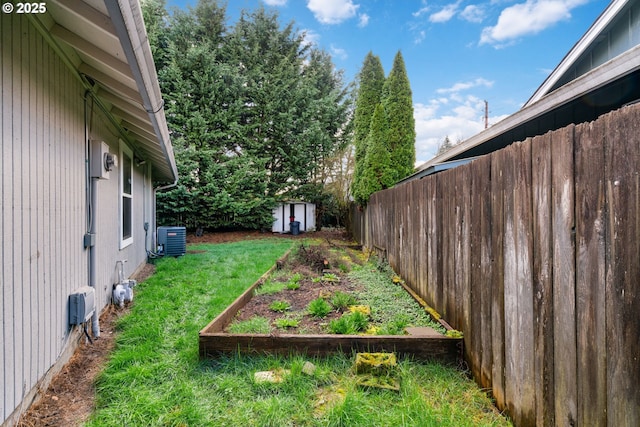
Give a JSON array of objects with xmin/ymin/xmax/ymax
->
[{"xmin": 354, "ymin": 352, "xmax": 400, "ymax": 392}]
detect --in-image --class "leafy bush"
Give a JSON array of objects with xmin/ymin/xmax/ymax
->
[
  {"xmin": 331, "ymin": 291, "xmax": 357, "ymax": 310},
  {"xmin": 321, "ymin": 273, "xmax": 339, "ymax": 282},
  {"xmin": 269, "ymin": 300, "xmax": 291, "ymax": 312},
  {"xmin": 274, "ymin": 317, "xmax": 300, "ymax": 329},
  {"xmin": 328, "ymin": 311, "xmax": 369, "ymax": 334},
  {"xmin": 307, "ymin": 298, "xmax": 332, "ymax": 318}
]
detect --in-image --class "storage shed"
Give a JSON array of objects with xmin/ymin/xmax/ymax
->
[{"xmin": 272, "ymin": 202, "xmax": 316, "ymax": 233}]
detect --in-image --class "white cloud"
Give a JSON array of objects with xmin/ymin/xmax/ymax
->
[
  {"xmin": 480, "ymin": 0, "xmax": 588, "ymax": 46},
  {"xmin": 429, "ymin": 1, "xmax": 461, "ymax": 23},
  {"xmin": 307, "ymin": 0, "xmax": 359, "ymax": 24},
  {"xmin": 414, "ymin": 30, "xmax": 426, "ymax": 44},
  {"xmin": 358, "ymin": 13, "xmax": 370, "ymax": 27},
  {"xmin": 460, "ymin": 4, "xmax": 485, "ymax": 23},
  {"xmin": 412, "ymin": 6, "xmax": 430, "ymax": 18},
  {"xmin": 413, "ymin": 94, "xmax": 508, "ymax": 163},
  {"xmin": 330, "ymin": 44, "xmax": 348, "ymax": 60},
  {"xmin": 264, "ymin": 0, "xmax": 287, "ymax": 5},
  {"xmin": 436, "ymin": 78, "xmax": 494, "ymax": 94}
]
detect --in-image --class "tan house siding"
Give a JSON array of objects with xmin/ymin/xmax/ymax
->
[{"xmin": 1, "ymin": 13, "xmax": 156, "ymax": 424}]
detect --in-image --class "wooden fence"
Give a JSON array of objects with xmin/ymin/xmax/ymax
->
[{"xmin": 351, "ymin": 105, "xmax": 640, "ymax": 427}]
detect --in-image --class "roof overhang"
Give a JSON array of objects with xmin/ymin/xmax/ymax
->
[
  {"xmin": 29, "ymin": 0, "xmax": 177, "ymax": 183},
  {"xmin": 411, "ymin": 2, "xmax": 640, "ymax": 179}
]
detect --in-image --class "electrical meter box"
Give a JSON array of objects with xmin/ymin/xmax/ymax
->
[
  {"xmin": 69, "ymin": 286, "xmax": 96, "ymax": 325},
  {"xmin": 90, "ymin": 140, "xmax": 117, "ymax": 179},
  {"xmin": 157, "ymin": 226, "xmax": 186, "ymax": 256}
]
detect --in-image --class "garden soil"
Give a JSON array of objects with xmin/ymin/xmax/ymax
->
[{"xmin": 16, "ymin": 229, "xmax": 351, "ymax": 426}]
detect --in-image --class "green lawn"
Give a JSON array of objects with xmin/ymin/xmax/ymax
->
[{"xmin": 87, "ymin": 238, "xmax": 510, "ymax": 427}]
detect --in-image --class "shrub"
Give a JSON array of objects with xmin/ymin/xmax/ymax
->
[
  {"xmin": 274, "ymin": 317, "xmax": 300, "ymax": 329},
  {"xmin": 328, "ymin": 311, "xmax": 369, "ymax": 334},
  {"xmin": 331, "ymin": 291, "xmax": 357, "ymax": 310},
  {"xmin": 308, "ymin": 297, "xmax": 332, "ymax": 318},
  {"xmin": 269, "ymin": 300, "xmax": 291, "ymax": 312}
]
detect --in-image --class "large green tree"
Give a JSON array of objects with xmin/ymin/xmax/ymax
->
[
  {"xmin": 145, "ymin": 0, "xmax": 349, "ymax": 229},
  {"xmin": 359, "ymin": 103, "xmax": 395, "ymax": 196},
  {"xmin": 381, "ymin": 51, "xmax": 415, "ymax": 182},
  {"xmin": 351, "ymin": 52, "xmax": 385, "ymax": 206}
]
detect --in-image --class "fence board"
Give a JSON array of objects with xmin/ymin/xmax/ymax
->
[
  {"xmin": 490, "ymin": 147, "xmax": 506, "ymax": 411},
  {"xmin": 440, "ymin": 173, "xmax": 454, "ymax": 320},
  {"xmin": 604, "ymin": 106, "xmax": 640, "ymax": 427},
  {"xmin": 477, "ymin": 156, "xmax": 494, "ymax": 390},
  {"xmin": 426, "ymin": 176, "xmax": 440, "ymax": 310},
  {"xmin": 531, "ymin": 132, "xmax": 555, "ymax": 427},
  {"xmin": 503, "ymin": 140, "xmax": 535, "ymax": 426},
  {"xmin": 457, "ymin": 167, "xmax": 471, "ymax": 356},
  {"xmin": 551, "ymin": 125, "xmax": 577, "ymax": 427},
  {"xmin": 574, "ymin": 119, "xmax": 606, "ymax": 426}
]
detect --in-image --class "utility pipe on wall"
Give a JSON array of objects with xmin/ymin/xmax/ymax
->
[{"xmin": 84, "ymin": 92, "xmax": 100, "ymax": 339}]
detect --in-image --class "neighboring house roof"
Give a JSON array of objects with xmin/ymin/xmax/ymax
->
[
  {"xmin": 411, "ymin": 0, "xmax": 640, "ymax": 178},
  {"xmin": 30, "ymin": 0, "xmax": 177, "ymax": 182}
]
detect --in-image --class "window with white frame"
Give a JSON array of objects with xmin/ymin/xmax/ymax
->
[{"xmin": 120, "ymin": 142, "xmax": 133, "ymax": 248}]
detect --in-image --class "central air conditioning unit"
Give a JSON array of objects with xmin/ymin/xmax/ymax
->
[
  {"xmin": 157, "ymin": 226, "xmax": 186, "ymax": 257},
  {"xmin": 69, "ymin": 286, "xmax": 96, "ymax": 325}
]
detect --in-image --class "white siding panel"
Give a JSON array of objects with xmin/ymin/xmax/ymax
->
[
  {"xmin": 1, "ymin": 14, "xmax": 85, "ymax": 422},
  {"xmin": 1, "ymin": 13, "xmax": 157, "ymax": 424}
]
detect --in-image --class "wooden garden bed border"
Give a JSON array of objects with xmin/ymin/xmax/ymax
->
[{"xmin": 199, "ymin": 249, "xmax": 462, "ymax": 362}]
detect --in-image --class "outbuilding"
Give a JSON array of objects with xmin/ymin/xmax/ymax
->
[{"xmin": 272, "ymin": 202, "xmax": 316, "ymax": 233}]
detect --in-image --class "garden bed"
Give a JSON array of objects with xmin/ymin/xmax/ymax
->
[{"xmin": 199, "ymin": 240, "xmax": 462, "ymax": 362}]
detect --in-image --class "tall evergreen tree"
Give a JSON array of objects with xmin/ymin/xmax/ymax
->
[
  {"xmin": 144, "ymin": 0, "xmax": 349, "ymax": 229},
  {"xmin": 360, "ymin": 104, "xmax": 394, "ymax": 197},
  {"xmin": 351, "ymin": 52, "xmax": 385, "ymax": 206},
  {"xmin": 381, "ymin": 51, "xmax": 415, "ymax": 182}
]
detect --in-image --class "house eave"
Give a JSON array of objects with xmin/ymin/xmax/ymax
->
[{"xmin": 31, "ymin": 0, "xmax": 177, "ymax": 183}]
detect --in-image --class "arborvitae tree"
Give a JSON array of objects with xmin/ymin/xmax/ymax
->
[
  {"xmin": 351, "ymin": 52, "xmax": 385, "ymax": 206},
  {"xmin": 359, "ymin": 104, "xmax": 394, "ymax": 198},
  {"xmin": 381, "ymin": 51, "xmax": 415, "ymax": 182}
]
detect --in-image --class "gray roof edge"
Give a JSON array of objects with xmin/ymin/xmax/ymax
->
[
  {"xmin": 411, "ymin": 43, "xmax": 640, "ymax": 179},
  {"xmin": 525, "ymin": 0, "xmax": 630, "ymax": 107}
]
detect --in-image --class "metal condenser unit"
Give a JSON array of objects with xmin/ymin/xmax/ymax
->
[{"xmin": 157, "ymin": 226, "xmax": 186, "ymax": 256}]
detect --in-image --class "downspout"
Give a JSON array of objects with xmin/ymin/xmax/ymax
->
[
  {"xmin": 152, "ymin": 180, "xmax": 178, "ymax": 253},
  {"xmin": 84, "ymin": 92, "xmax": 100, "ymax": 339}
]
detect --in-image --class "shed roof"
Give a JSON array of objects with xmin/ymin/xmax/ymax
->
[
  {"xmin": 30, "ymin": 0, "xmax": 177, "ymax": 183},
  {"xmin": 410, "ymin": 0, "xmax": 640, "ymax": 179}
]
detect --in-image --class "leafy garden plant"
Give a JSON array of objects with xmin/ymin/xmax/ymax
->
[
  {"xmin": 269, "ymin": 300, "xmax": 291, "ymax": 313},
  {"xmin": 307, "ymin": 297, "xmax": 332, "ymax": 318}
]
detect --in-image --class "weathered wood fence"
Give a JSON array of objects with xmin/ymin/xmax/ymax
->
[{"xmin": 351, "ymin": 105, "xmax": 640, "ymax": 427}]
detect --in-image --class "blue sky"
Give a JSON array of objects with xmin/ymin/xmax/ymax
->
[{"xmin": 165, "ymin": 0, "xmax": 606, "ymax": 165}]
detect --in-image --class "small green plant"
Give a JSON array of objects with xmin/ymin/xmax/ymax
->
[
  {"xmin": 284, "ymin": 272, "xmax": 303, "ymax": 290},
  {"xmin": 308, "ymin": 297, "xmax": 332, "ymax": 318},
  {"xmin": 328, "ymin": 311, "xmax": 369, "ymax": 334},
  {"xmin": 256, "ymin": 279, "xmax": 287, "ymax": 295},
  {"xmin": 269, "ymin": 300, "xmax": 291, "ymax": 312},
  {"xmin": 321, "ymin": 273, "xmax": 339, "ymax": 282},
  {"xmin": 378, "ymin": 313, "xmax": 412, "ymax": 335},
  {"xmin": 228, "ymin": 316, "xmax": 271, "ymax": 334},
  {"xmin": 274, "ymin": 317, "xmax": 300, "ymax": 329},
  {"xmin": 331, "ymin": 291, "xmax": 357, "ymax": 310}
]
